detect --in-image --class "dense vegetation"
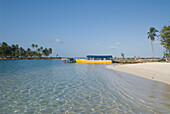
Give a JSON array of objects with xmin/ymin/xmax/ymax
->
[
  {"xmin": 160, "ymin": 25, "xmax": 170, "ymax": 59},
  {"xmin": 0, "ymin": 42, "xmax": 53, "ymax": 59},
  {"xmin": 147, "ymin": 24, "xmax": 170, "ymax": 61}
]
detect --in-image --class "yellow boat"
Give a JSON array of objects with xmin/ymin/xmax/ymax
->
[
  {"xmin": 75, "ymin": 55, "xmax": 113, "ymax": 63},
  {"xmin": 75, "ymin": 59, "xmax": 112, "ymax": 63}
]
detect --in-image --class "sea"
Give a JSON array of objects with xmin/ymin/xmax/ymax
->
[{"xmin": 0, "ymin": 59, "xmax": 170, "ymax": 113}]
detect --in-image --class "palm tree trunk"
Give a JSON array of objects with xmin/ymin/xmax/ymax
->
[
  {"xmin": 151, "ymin": 41, "xmax": 154, "ymax": 59},
  {"xmin": 168, "ymin": 49, "xmax": 170, "ymax": 62}
]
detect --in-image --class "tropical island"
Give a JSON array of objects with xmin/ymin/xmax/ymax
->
[{"xmin": 0, "ymin": 42, "xmax": 61, "ymax": 60}]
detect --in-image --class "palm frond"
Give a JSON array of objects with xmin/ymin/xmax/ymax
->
[
  {"xmin": 150, "ymin": 27, "xmax": 155, "ymax": 33},
  {"xmin": 154, "ymin": 29, "xmax": 159, "ymax": 32},
  {"xmin": 147, "ymin": 34, "xmax": 150, "ymax": 39},
  {"xmin": 153, "ymin": 33, "xmax": 156, "ymax": 36}
]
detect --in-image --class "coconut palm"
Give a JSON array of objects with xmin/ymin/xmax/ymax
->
[
  {"xmin": 26, "ymin": 48, "xmax": 31, "ymax": 57},
  {"xmin": 147, "ymin": 27, "xmax": 158, "ymax": 58},
  {"xmin": 31, "ymin": 44, "xmax": 35, "ymax": 49},
  {"xmin": 35, "ymin": 44, "xmax": 38, "ymax": 48},
  {"xmin": 121, "ymin": 53, "xmax": 125, "ymax": 59},
  {"xmin": 1, "ymin": 42, "xmax": 10, "ymax": 58},
  {"xmin": 49, "ymin": 48, "xmax": 52, "ymax": 54},
  {"xmin": 37, "ymin": 48, "xmax": 41, "ymax": 53},
  {"xmin": 19, "ymin": 47, "xmax": 23, "ymax": 58},
  {"xmin": 11, "ymin": 44, "xmax": 16, "ymax": 57},
  {"xmin": 40, "ymin": 46, "xmax": 43, "ymax": 50},
  {"xmin": 15, "ymin": 44, "xmax": 19, "ymax": 58},
  {"xmin": 42, "ymin": 48, "xmax": 49, "ymax": 57}
]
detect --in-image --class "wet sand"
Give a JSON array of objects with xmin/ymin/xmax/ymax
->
[{"xmin": 106, "ymin": 63, "xmax": 170, "ymax": 85}]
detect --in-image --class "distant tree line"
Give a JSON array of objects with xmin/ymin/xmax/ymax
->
[{"xmin": 0, "ymin": 42, "xmax": 52, "ymax": 58}]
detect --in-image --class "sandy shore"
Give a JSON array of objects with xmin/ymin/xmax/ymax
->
[{"xmin": 106, "ymin": 63, "xmax": 170, "ymax": 85}]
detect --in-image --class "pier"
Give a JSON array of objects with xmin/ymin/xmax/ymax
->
[{"xmin": 61, "ymin": 58, "xmax": 76, "ymax": 63}]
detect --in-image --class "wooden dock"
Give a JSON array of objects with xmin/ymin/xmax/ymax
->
[{"xmin": 61, "ymin": 58, "xmax": 76, "ymax": 63}]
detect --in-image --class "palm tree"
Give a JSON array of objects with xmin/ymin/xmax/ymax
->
[
  {"xmin": 42, "ymin": 48, "xmax": 52, "ymax": 57},
  {"xmin": 147, "ymin": 27, "xmax": 158, "ymax": 58},
  {"xmin": 37, "ymin": 48, "xmax": 41, "ymax": 53},
  {"xmin": 15, "ymin": 44, "xmax": 19, "ymax": 58},
  {"xmin": 19, "ymin": 47, "xmax": 25, "ymax": 58},
  {"xmin": 121, "ymin": 53, "xmax": 125, "ymax": 59},
  {"xmin": 11, "ymin": 44, "xmax": 16, "ymax": 57},
  {"xmin": 1, "ymin": 42, "xmax": 10, "ymax": 58},
  {"xmin": 49, "ymin": 48, "xmax": 52, "ymax": 54},
  {"xmin": 35, "ymin": 44, "xmax": 38, "ymax": 48},
  {"xmin": 40, "ymin": 46, "xmax": 43, "ymax": 50},
  {"xmin": 31, "ymin": 44, "xmax": 35, "ymax": 49},
  {"xmin": 26, "ymin": 48, "xmax": 31, "ymax": 57}
]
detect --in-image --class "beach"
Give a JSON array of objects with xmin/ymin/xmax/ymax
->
[{"xmin": 106, "ymin": 62, "xmax": 170, "ymax": 85}]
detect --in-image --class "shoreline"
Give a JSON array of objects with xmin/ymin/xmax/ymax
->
[
  {"xmin": 0, "ymin": 57, "xmax": 61, "ymax": 60},
  {"xmin": 106, "ymin": 62, "xmax": 170, "ymax": 85}
]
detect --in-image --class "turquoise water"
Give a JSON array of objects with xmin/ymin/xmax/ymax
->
[{"xmin": 0, "ymin": 59, "xmax": 170, "ymax": 113}]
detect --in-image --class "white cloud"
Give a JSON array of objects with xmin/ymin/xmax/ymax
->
[
  {"xmin": 56, "ymin": 38, "xmax": 62, "ymax": 43},
  {"xmin": 110, "ymin": 46, "xmax": 117, "ymax": 49},
  {"xmin": 115, "ymin": 42, "xmax": 120, "ymax": 45},
  {"xmin": 110, "ymin": 42, "xmax": 119, "ymax": 49}
]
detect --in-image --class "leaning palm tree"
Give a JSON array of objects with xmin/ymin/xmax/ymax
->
[{"xmin": 147, "ymin": 27, "xmax": 158, "ymax": 58}]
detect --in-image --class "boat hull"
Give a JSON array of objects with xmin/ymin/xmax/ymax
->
[{"xmin": 75, "ymin": 59, "xmax": 112, "ymax": 63}]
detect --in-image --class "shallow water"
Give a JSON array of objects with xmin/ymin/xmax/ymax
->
[{"xmin": 0, "ymin": 59, "xmax": 170, "ymax": 113}]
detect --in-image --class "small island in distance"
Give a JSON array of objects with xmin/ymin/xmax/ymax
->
[{"xmin": 0, "ymin": 42, "xmax": 61, "ymax": 60}]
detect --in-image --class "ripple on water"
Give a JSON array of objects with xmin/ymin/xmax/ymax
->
[{"xmin": 0, "ymin": 60, "xmax": 170, "ymax": 113}]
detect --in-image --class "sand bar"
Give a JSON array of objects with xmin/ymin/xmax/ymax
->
[{"xmin": 106, "ymin": 63, "xmax": 170, "ymax": 85}]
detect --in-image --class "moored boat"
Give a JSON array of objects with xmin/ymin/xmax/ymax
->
[{"xmin": 75, "ymin": 55, "xmax": 113, "ymax": 63}]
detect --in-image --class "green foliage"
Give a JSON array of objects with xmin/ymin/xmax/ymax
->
[
  {"xmin": 147, "ymin": 27, "xmax": 159, "ymax": 58},
  {"xmin": 121, "ymin": 53, "xmax": 125, "ymax": 58},
  {"xmin": 160, "ymin": 25, "xmax": 170, "ymax": 57},
  {"xmin": 42, "ymin": 48, "xmax": 52, "ymax": 57},
  {"xmin": 35, "ymin": 44, "xmax": 38, "ymax": 48},
  {"xmin": 31, "ymin": 44, "xmax": 35, "ymax": 49},
  {"xmin": 0, "ymin": 42, "xmax": 53, "ymax": 59},
  {"xmin": 0, "ymin": 42, "xmax": 12, "ymax": 58},
  {"xmin": 147, "ymin": 27, "xmax": 159, "ymax": 41}
]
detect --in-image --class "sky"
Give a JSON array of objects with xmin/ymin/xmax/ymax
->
[{"xmin": 0, "ymin": 0, "xmax": 170, "ymax": 57}]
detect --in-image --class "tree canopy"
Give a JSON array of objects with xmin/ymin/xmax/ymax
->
[
  {"xmin": 160, "ymin": 25, "xmax": 170, "ymax": 59},
  {"xmin": 0, "ymin": 42, "xmax": 53, "ymax": 58}
]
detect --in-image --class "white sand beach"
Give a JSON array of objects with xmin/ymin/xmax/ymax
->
[{"xmin": 106, "ymin": 63, "xmax": 170, "ymax": 85}]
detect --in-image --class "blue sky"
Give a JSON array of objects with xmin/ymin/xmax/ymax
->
[{"xmin": 0, "ymin": 0, "xmax": 170, "ymax": 57}]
